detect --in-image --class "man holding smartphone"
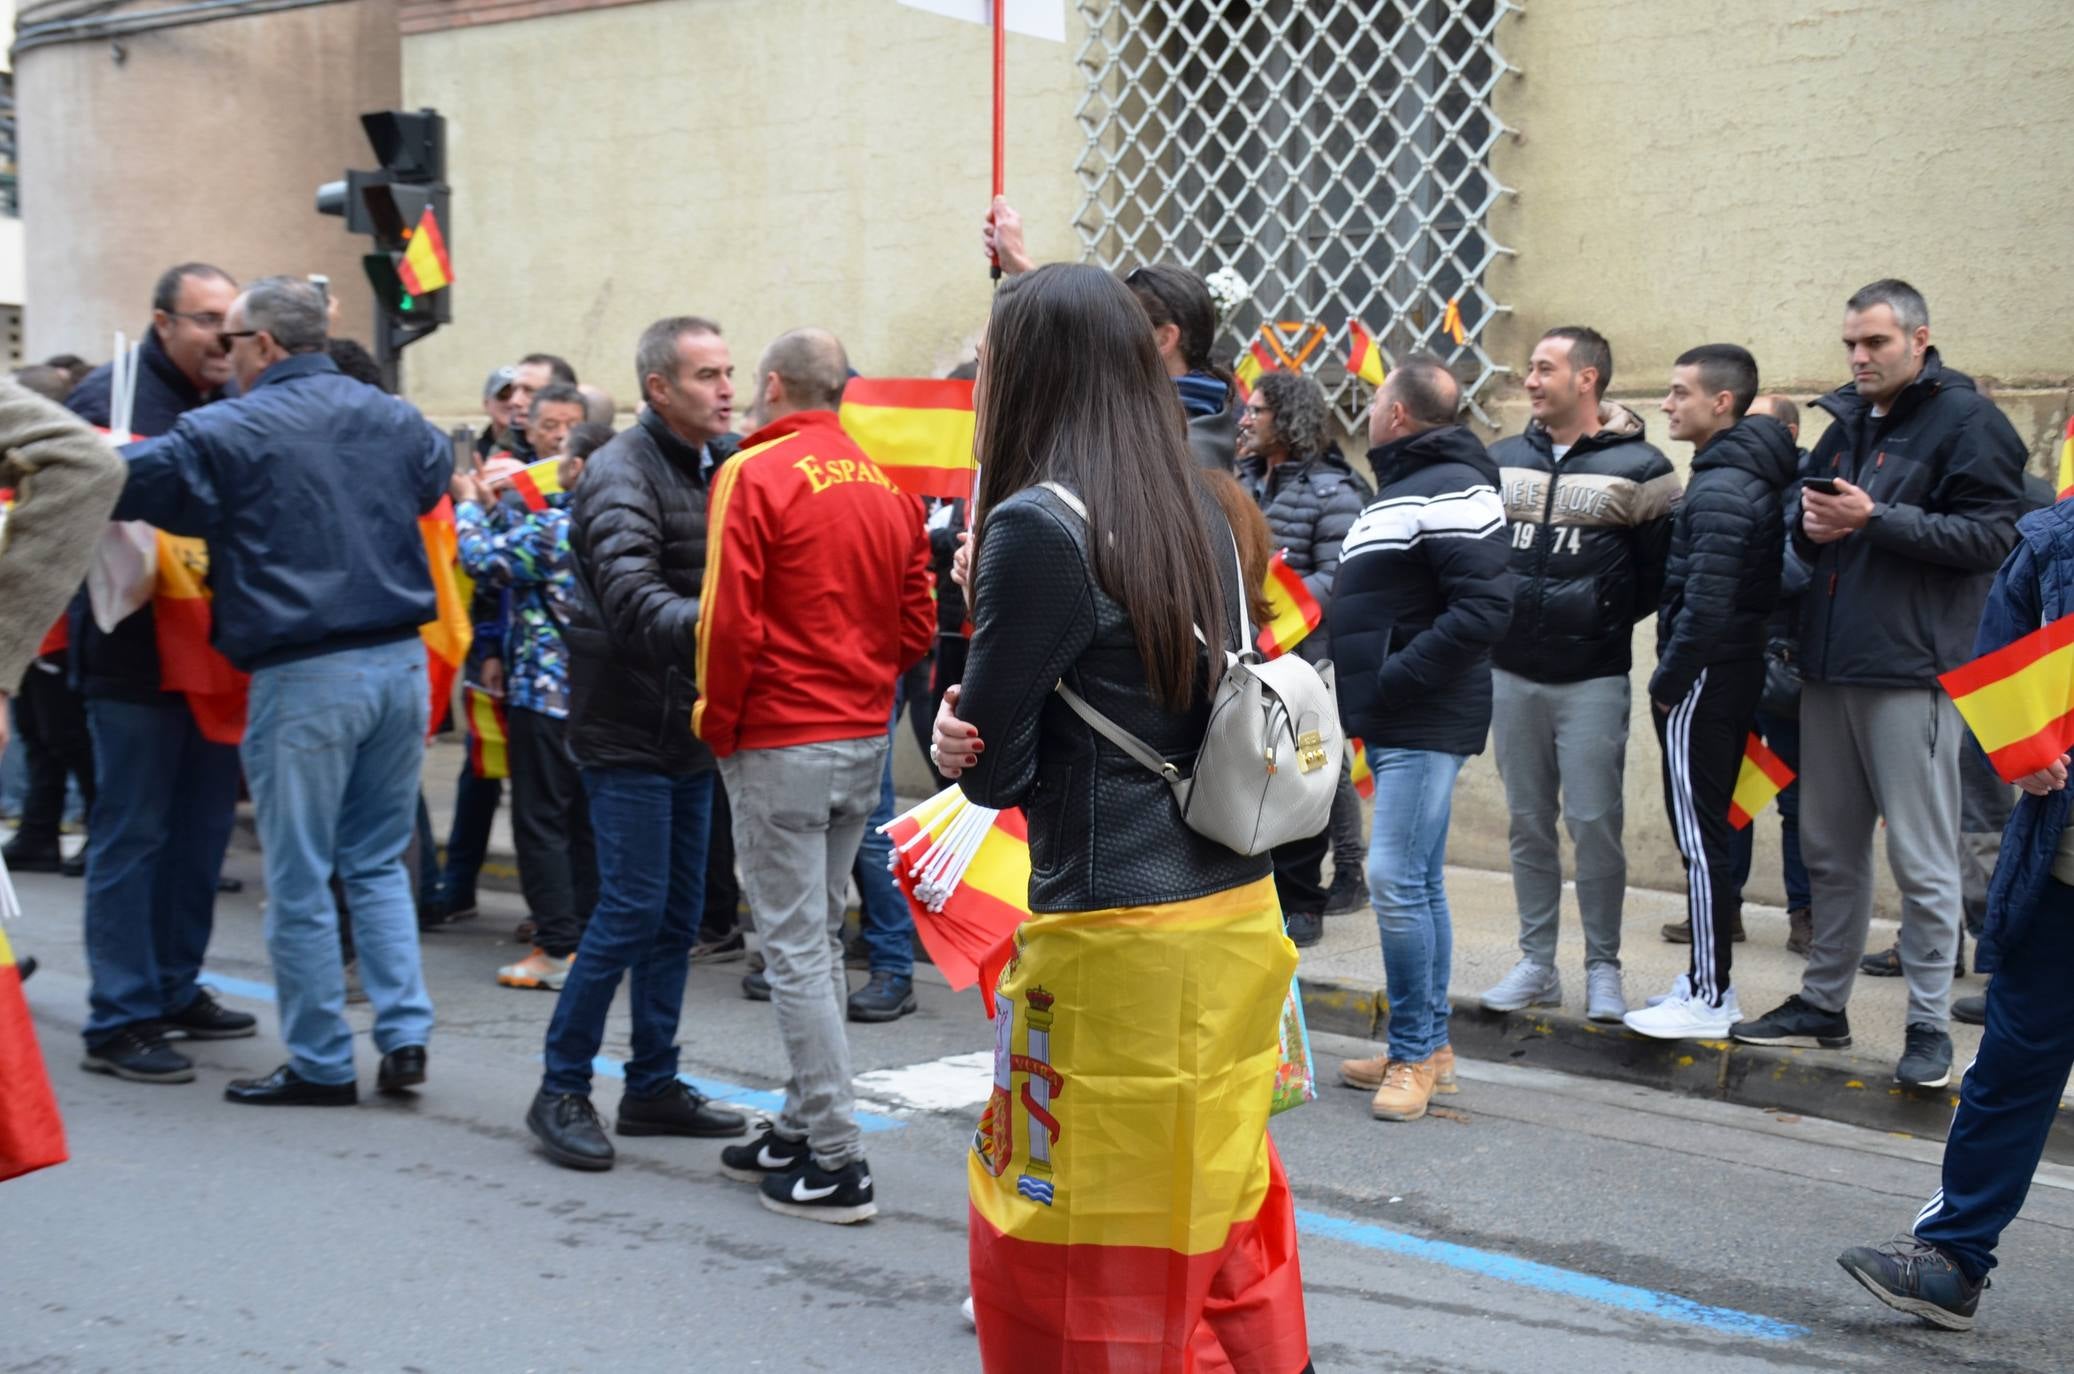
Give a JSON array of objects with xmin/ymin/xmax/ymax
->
[{"xmin": 1731, "ymin": 280, "xmax": 2025, "ymax": 1089}]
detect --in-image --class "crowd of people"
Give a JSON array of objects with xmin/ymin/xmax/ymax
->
[{"xmin": 0, "ymin": 196, "xmax": 2064, "ymax": 1355}]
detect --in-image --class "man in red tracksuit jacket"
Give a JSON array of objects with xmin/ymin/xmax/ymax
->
[{"xmin": 694, "ymin": 327, "xmax": 934, "ymax": 1226}]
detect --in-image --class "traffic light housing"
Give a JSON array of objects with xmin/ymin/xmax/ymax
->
[{"xmin": 316, "ymin": 108, "xmax": 451, "ymax": 381}]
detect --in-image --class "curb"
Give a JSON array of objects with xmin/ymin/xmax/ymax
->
[{"xmin": 1298, "ymin": 974, "xmax": 2074, "ymax": 1167}]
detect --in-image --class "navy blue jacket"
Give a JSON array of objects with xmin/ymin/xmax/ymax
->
[
  {"xmin": 111, "ymin": 353, "xmax": 452, "ymax": 671},
  {"xmin": 1978, "ymin": 500, "xmax": 2074, "ymax": 957},
  {"xmin": 1330, "ymin": 424, "xmax": 1513, "ymax": 756},
  {"xmin": 65, "ymin": 327, "xmax": 226, "ymax": 698}
]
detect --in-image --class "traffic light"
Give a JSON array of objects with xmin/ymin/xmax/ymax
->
[{"xmin": 316, "ymin": 108, "xmax": 451, "ymax": 383}]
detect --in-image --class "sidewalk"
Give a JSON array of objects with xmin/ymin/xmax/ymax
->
[{"xmin": 417, "ymin": 740, "xmax": 2067, "ymax": 1162}]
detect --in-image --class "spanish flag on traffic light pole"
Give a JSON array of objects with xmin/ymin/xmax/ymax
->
[{"xmin": 398, "ymin": 207, "xmax": 453, "ymax": 296}]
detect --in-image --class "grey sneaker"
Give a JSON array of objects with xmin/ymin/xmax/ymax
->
[
  {"xmin": 1480, "ymin": 959, "xmax": 1562, "ymax": 1013},
  {"xmin": 1585, "ymin": 963, "xmax": 1626, "ymax": 1023}
]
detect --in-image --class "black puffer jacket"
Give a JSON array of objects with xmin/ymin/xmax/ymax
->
[
  {"xmin": 954, "ymin": 481, "xmax": 1268, "ymax": 913},
  {"xmin": 1795, "ymin": 349, "xmax": 2026, "ymax": 689},
  {"xmin": 1236, "ymin": 446, "xmax": 1372, "ymax": 662},
  {"xmin": 1331, "ymin": 424, "xmax": 1513, "ymax": 756},
  {"xmin": 565, "ymin": 408, "xmax": 739, "ymax": 774},
  {"xmin": 1649, "ymin": 415, "xmax": 1799, "ymax": 706},
  {"xmin": 1493, "ymin": 403, "xmax": 1679, "ymax": 683}
]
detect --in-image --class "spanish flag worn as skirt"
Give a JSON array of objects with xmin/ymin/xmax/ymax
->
[{"xmin": 968, "ymin": 876, "xmax": 1309, "ymax": 1372}]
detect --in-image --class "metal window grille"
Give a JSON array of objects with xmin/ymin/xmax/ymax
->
[{"xmin": 1072, "ymin": 0, "xmax": 1518, "ymax": 420}]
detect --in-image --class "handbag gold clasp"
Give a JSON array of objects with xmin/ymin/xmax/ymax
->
[{"xmin": 1297, "ymin": 730, "xmax": 1326, "ymax": 774}]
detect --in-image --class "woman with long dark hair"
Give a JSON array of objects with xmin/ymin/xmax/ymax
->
[{"xmin": 933, "ymin": 264, "xmax": 1310, "ymax": 1372}]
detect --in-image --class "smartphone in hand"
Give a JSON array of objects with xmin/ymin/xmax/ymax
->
[{"xmin": 1802, "ymin": 477, "xmax": 1842, "ymax": 497}]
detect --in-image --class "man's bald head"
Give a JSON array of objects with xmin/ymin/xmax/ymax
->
[
  {"xmin": 756, "ymin": 328, "xmax": 850, "ymax": 421},
  {"xmin": 1749, "ymin": 392, "xmax": 1800, "ymax": 440}
]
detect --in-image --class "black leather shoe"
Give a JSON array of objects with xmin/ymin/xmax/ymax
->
[
  {"xmin": 215, "ymin": 874, "xmax": 244, "ymax": 894},
  {"xmin": 528, "ymin": 1090, "xmax": 614, "ymax": 1170},
  {"xmin": 617, "ymin": 1081, "xmax": 749, "ymax": 1138},
  {"xmin": 377, "ymin": 1045, "xmax": 427, "ymax": 1094},
  {"xmin": 224, "ymin": 1064, "xmax": 358, "ymax": 1106},
  {"xmin": 1286, "ymin": 910, "xmax": 1323, "ymax": 948},
  {"xmin": 160, "ymin": 988, "xmax": 258, "ymax": 1041},
  {"xmin": 1, "ymin": 835, "xmax": 63, "ymax": 873},
  {"xmin": 61, "ymin": 852, "xmax": 87, "ymax": 878}
]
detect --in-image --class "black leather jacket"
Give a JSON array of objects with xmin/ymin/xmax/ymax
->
[{"xmin": 953, "ymin": 482, "xmax": 1270, "ymax": 913}]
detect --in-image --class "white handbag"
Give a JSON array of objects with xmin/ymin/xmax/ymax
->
[{"xmin": 1040, "ymin": 483, "xmax": 1343, "ymax": 856}]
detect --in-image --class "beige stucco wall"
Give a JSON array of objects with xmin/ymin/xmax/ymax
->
[
  {"xmin": 17, "ymin": 0, "xmax": 401, "ymax": 360},
  {"xmin": 401, "ymin": 0, "xmax": 1088, "ymax": 417}
]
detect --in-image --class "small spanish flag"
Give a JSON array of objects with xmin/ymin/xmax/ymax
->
[
  {"xmin": 464, "ymin": 684, "xmax": 510, "ymax": 780},
  {"xmin": 1440, "ymin": 297, "xmax": 1466, "ymax": 346},
  {"xmin": 1940, "ymin": 612, "xmax": 2074, "ymax": 783},
  {"xmin": 0, "ymin": 922, "xmax": 68, "ymax": 1183},
  {"xmin": 508, "ymin": 457, "xmax": 564, "ymax": 512},
  {"xmin": 2056, "ymin": 416, "xmax": 2073, "ymax": 501},
  {"xmin": 1255, "ymin": 550, "xmax": 1322, "ymax": 659},
  {"xmin": 1234, "ymin": 338, "xmax": 1276, "ymax": 398},
  {"xmin": 882, "ymin": 789, "xmax": 1031, "ymax": 1010},
  {"xmin": 1346, "ymin": 321, "xmax": 1387, "ymax": 388},
  {"xmin": 838, "ymin": 379, "xmax": 977, "ymax": 501},
  {"xmin": 1350, "ymin": 738, "xmax": 1374, "ymax": 799},
  {"xmin": 1728, "ymin": 733, "xmax": 1797, "ymax": 829},
  {"xmin": 399, "ymin": 207, "xmax": 453, "ymax": 296}
]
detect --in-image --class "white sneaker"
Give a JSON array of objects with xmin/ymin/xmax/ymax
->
[
  {"xmin": 1624, "ymin": 981, "xmax": 1740, "ymax": 1040},
  {"xmin": 1586, "ymin": 963, "xmax": 1626, "ymax": 1023},
  {"xmin": 960, "ymin": 1295, "xmax": 976, "ymax": 1330},
  {"xmin": 1646, "ymin": 973, "xmax": 1694, "ymax": 1008},
  {"xmin": 1480, "ymin": 958, "xmax": 1563, "ymax": 1013}
]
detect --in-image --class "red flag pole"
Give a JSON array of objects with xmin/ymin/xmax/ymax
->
[{"xmin": 990, "ymin": 0, "xmax": 1005, "ymax": 280}]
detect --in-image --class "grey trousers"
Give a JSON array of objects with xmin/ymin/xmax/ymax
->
[
  {"xmin": 1490, "ymin": 668, "xmax": 1630, "ymax": 969},
  {"xmin": 1798, "ymin": 684, "xmax": 1963, "ymax": 1027},
  {"xmin": 720, "ymin": 735, "xmax": 888, "ymax": 1167}
]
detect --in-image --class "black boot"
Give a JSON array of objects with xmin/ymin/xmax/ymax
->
[
  {"xmin": 616, "ymin": 1081, "xmax": 748, "ymax": 1138},
  {"xmin": 527, "ymin": 1090, "xmax": 614, "ymax": 1171}
]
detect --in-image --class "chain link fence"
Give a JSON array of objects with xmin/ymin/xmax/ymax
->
[{"xmin": 1072, "ymin": 0, "xmax": 1518, "ymax": 421}]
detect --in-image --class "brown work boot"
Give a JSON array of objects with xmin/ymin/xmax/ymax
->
[
  {"xmin": 1661, "ymin": 911, "xmax": 1747, "ymax": 944},
  {"xmin": 1787, "ymin": 907, "xmax": 1812, "ymax": 956},
  {"xmin": 1370, "ymin": 1058, "xmax": 1438, "ymax": 1122},
  {"xmin": 1343, "ymin": 1043, "xmax": 1459, "ymax": 1095}
]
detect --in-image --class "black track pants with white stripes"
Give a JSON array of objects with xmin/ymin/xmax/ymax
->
[{"xmin": 1654, "ymin": 660, "xmax": 1765, "ymax": 1007}]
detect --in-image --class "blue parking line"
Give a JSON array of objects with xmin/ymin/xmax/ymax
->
[
  {"xmin": 198, "ymin": 971, "xmax": 278, "ymax": 1004},
  {"xmin": 585, "ymin": 1056, "xmax": 906, "ymax": 1134},
  {"xmin": 1294, "ymin": 1209, "xmax": 1805, "ymax": 1341}
]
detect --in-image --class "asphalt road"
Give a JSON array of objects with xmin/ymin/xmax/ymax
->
[{"xmin": 7, "ymin": 856, "xmax": 2074, "ymax": 1373}]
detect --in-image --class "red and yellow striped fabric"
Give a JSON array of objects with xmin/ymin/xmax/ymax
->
[
  {"xmin": 1727, "ymin": 733, "xmax": 1795, "ymax": 830},
  {"xmin": 2057, "ymin": 416, "xmax": 2074, "ymax": 502},
  {"xmin": 153, "ymin": 534, "xmax": 249, "ymax": 745},
  {"xmin": 463, "ymin": 685, "xmax": 510, "ymax": 780},
  {"xmin": 1346, "ymin": 321, "xmax": 1386, "ymax": 388},
  {"xmin": 508, "ymin": 458, "xmax": 565, "ymax": 512},
  {"xmin": 1255, "ymin": 552, "xmax": 1321, "ymax": 659},
  {"xmin": 1940, "ymin": 611, "xmax": 2074, "ymax": 783},
  {"xmin": 968, "ymin": 876, "xmax": 1308, "ymax": 1371},
  {"xmin": 1350, "ymin": 738, "xmax": 1373, "ymax": 799},
  {"xmin": 883, "ymin": 791, "xmax": 1029, "ymax": 1006},
  {"xmin": 418, "ymin": 498, "xmax": 473, "ymax": 732},
  {"xmin": 1232, "ymin": 339, "xmax": 1276, "ymax": 401},
  {"xmin": 838, "ymin": 378, "xmax": 977, "ymax": 501},
  {"xmin": 0, "ymin": 923, "xmax": 67, "ymax": 1182}
]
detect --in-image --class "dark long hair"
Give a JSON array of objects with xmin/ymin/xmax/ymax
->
[{"xmin": 974, "ymin": 264, "xmax": 1230, "ymax": 711}]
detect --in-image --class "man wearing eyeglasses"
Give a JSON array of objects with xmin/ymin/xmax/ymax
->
[{"xmin": 61, "ymin": 262, "xmax": 259, "ymax": 1089}]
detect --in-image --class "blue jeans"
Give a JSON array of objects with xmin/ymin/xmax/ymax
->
[
  {"xmin": 81, "ymin": 697, "xmax": 239, "ymax": 1043},
  {"xmin": 242, "ymin": 638, "xmax": 433, "ymax": 1085},
  {"xmin": 1730, "ymin": 709, "xmax": 1809, "ymax": 910},
  {"xmin": 1369, "ymin": 748, "xmax": 1467, "ymax": 1063},
  {"xmin": 1914, "ymin": 878, "xmax": 2074, "ymax": 1279},
  {"xmin": 851, "ymin": 697, "xmax": 911, "ymax": 977},
  {"xmin": 542, "ymin": 768, "xmax": 713, "ymax": 1099}
]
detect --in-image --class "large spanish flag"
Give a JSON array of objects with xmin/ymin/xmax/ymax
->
[
  {"xmin": 1940, "ymin": 612, "xmax": 2074, "ymax": 783},
  {"xmin": 1255, "ymin": 551, "xmax": 1321, "ymax": 659},
  {"xmin": 0, "ymin": 922, "xmax": 68, "ymax": 1183},
  {"xmin": 1727, "ymin": 733, "xmax": 1795, "ymax": 829},
  {"xmin": 419, "ymin": 498, "xmax": 473, "ymax": 732},
  {"xmin": 839, "ymin": 379, "xmax": 977, "ymax": 501},
  {"xmin": 968, "ymin": 876, "xmax": 1308, "ymax": 1371},
  {"xmin": 463, "ymin": 685, "xmax": 510, "ymax": 780},
  {"xmin": 153, "ymin": 534, "xmax": 249, "ymax": 745}
]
